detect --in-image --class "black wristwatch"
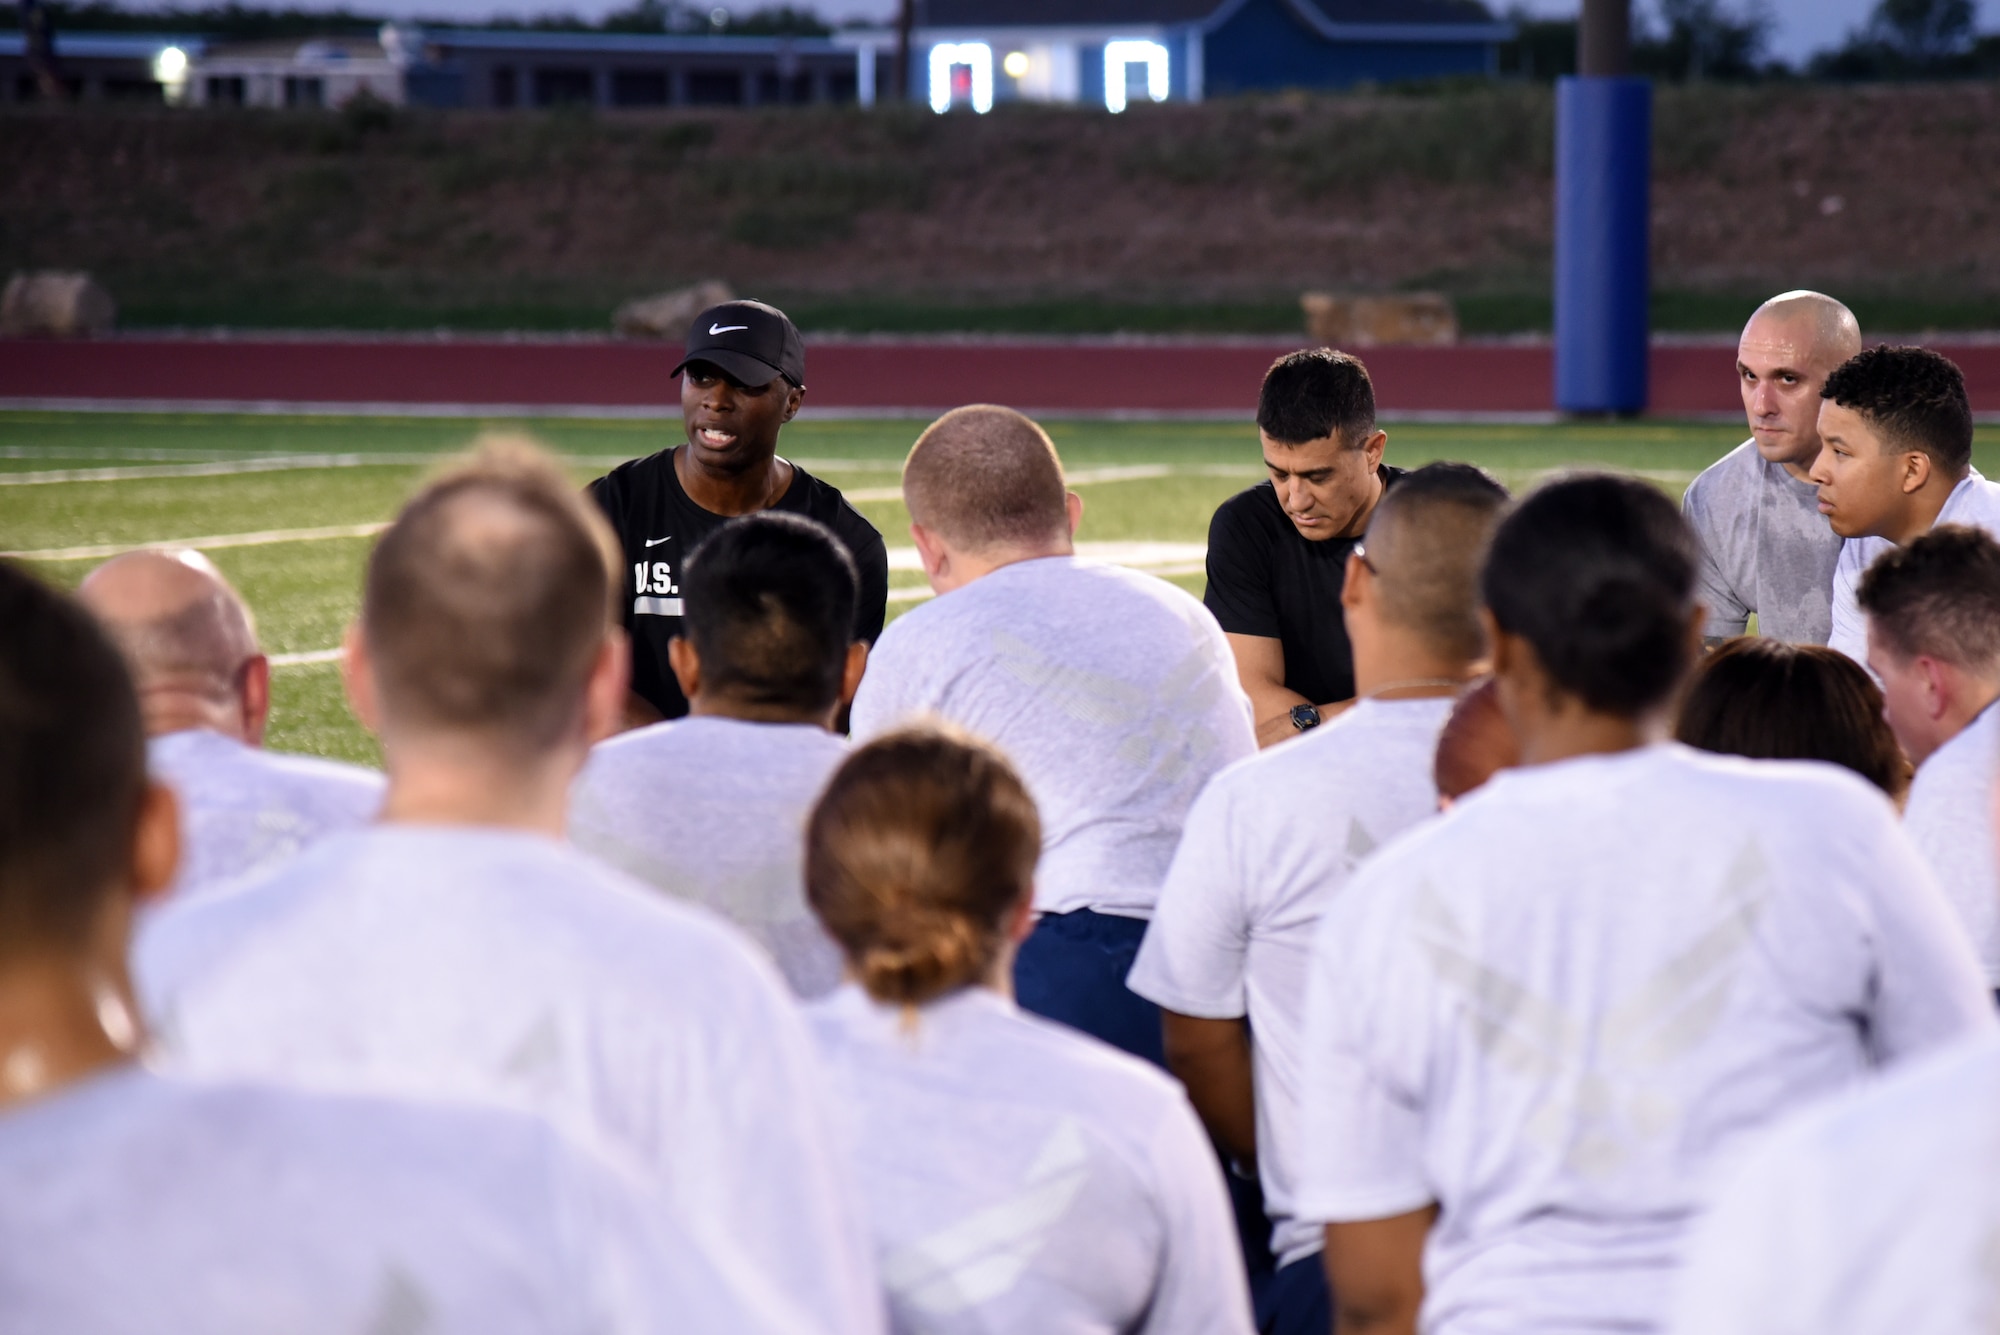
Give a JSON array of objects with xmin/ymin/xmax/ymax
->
[{"xmin": 1290, "ymin": 703, "xmax": 1321, "ymax": 732}]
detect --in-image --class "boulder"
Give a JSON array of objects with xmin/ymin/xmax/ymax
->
[
  {"xmin": 613, "ymin": 279, "xmax": 735, "ymax": 340},
  {"xmin": 1, "ymin": 271, "xmax": 116, "ymax": 338},
  {"xmin": 1300, "ymin": 292, "xmax": 1458, "ymax": 348}
]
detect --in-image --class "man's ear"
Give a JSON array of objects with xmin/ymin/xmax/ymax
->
[
  {"xmin": 668, "ymin": 635, "xmax": 702, "ymax": 706},
  {"xmin": 1904, "ymin": 450, "xmax": 1934, "ymax": 494},
  {"xmin": 239, "ymin": 654, "xmax": 271, "ymax": 748},
  {"xmin": 583, "ymin": 629, "xmax": 632, "ymax": 745},
  {"xmin": 340, "ymin": 623, "xmax": 381, "ymax": 736},
  {"xmin": 781, "ymin": 382, "xmax": 806, "ymax": 424},
  {"xmin": 1919, "ymin": 655, "xmax": 1955, "ymax": 722},
  {"xmin": 1341, "ymin": 551, "xmax": 1371, "ymax": 610},
  {"xmin": 1361, "ymin": 429, "xmax": 1388, "ymax": 469},
  {"xmin": 131, "ymin": 780, "xmax": 181, "ymax": 905},
  {"xmin": 1065, "ymin": 491, "xmax": 1085, "ymax": 538},
  {"xmin": 839, "ymin": 641, "xmax": 869, "ymax": 708},
  {"xmin": 910, "ymin": 522, "xmax": 951, "ymax": 584}
]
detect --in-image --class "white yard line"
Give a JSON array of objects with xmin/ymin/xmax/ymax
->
[
  {"xmin": 8, "ymin": 522, "xmax": 389, "ymax": 564},
  {"xmin": 268, "ymin": 648, "xmax": 344, "ymax": 667}
]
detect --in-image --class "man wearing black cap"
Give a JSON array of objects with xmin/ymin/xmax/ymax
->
[{"xmin": 591, "ymin": 299, "xmax": 890, "ymax": 726}]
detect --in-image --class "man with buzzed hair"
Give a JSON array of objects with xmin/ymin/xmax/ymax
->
[
  {"xmin": 1129, "ymin": 463, "xmax": 1510, "ymax": 1335},
  {"xmin": 1683, "ymin": 291, "xmax": 1861, "ymax": 644},
  {"xmin": 1860, "ymin": 525, "xmax": 2000, "ymax": 991},
  {"xmin": 851, "ymin": 404, "xmax": 1256, "ymax": 1066},
  {"xmin": 571, "ymin": 511, "xmax": 867, "ymax": 999},
  {"xmin": 1815, "ymin": 344, "xmax": 2000, "ymax": 664},
  {"xmin": 136, "ymin": 441, "xmax": 884, "ymax": 1335},
  {"xmin": 78, "ymin": 549, "xmax": 382, "ymax": 900},
  {"xmin": 0, "ymin": 562, "xmax": 805, "ymax": 1335}
]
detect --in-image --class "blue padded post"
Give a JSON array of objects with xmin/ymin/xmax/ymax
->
[{"xmin": 1555, "ymin": 75, "xmax": 1651, "ymax": 415}]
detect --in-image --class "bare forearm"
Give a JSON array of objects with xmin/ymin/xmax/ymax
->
[{"xmin": 1161, "ymin": 1013, "xmax": 1258, "ymax": 1165}]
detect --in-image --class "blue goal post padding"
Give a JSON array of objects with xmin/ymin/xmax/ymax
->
[{"xmin": 1555, "ymin": 75, "xmax": 1652, "ymax": 416}]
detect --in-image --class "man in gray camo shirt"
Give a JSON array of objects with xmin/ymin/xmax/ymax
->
[{"xmin": 1682, "ymin": 291, "xmax": 1861, "ymax": 645}]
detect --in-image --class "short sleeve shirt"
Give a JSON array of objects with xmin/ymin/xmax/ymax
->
[
  {"xmin": 1829, "ymin": 470, "xmax": 2000, "ymax": 663},
  {"xmin": 1902, "ymin": 700, "xmax": 2000, "ymax": 985},
  {"xmin": 1681, "ymin": 439, "xmax": 1843, "ymax": 643},
  {"xmin": 1203, "ymin": 466, "xmax": 1405, "ymax": 705},
  {"xmin": 590, "ymin": 448, "xmax": 889, "ymax": 719},
  {"xmin": 1297, "ymin": 744, "xmax": 1995, "ymax": 1335}
]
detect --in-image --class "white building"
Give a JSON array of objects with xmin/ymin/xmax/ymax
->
[{"xmin": 184, "ymin": 32, "xmax": 406, "ymax": 108}]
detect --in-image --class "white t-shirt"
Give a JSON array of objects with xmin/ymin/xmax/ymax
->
[
  {"xmin": 0, "ymin": 1065, "xmax": 802, "ymax": 1335},
  {"xmin": 149, "ymin": 728, "xmax": 383, "ymax": 900},
  {"xmin": 134, "ymin": 824, "xmax": 883, "ymax": 1335},
  {"xmin": 1903, "ymin": 699, "xmax": 2000, "ymax": 986},
  {"xmin": 572, "ymin": 715, "xmax": 847, "ymax": 998},
  {"xmin": 1669, "ymin": 1030, "xmax": 2000, "ymax": 1335},
  {"xmin": 1297, "ymin": 743, "xmax": 1996, "ymax": 1335},
  {"xmin": 807, "ymin": 984, "xmax": 1254, "ymax": 1335},
  {"xmin": 1127, "ymin": 695, "xmax": 1455, "ymax": 1268},
  {"xmin": 1829, "ymin": 469, "xmax": 2000, "ymax": 662},
  {"xmin": 849, "ymin": 556, "xmax": 1256, "ymax": 918}
]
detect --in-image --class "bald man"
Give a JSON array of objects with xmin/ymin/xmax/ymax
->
[
  {"xmin": 1682, "ymin": 291, "xmax": 1862, "ymax": 645},
  {"xmin": 79, "ymin": 550, "xmax": 382, "ymax": 901},
  {"xmin": 850, "ymin": 404, "xmax": 1257, "ymax": 1067}
]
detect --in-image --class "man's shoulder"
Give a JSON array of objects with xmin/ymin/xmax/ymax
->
[
  {"xmin": 589, "ymin": 448, "xmax": 676, "ymax": 505},
  {"xmin": 1684, "ymin": 439, "xmax": 1763, "ymax": 508},
  {"xmin": 783, "ymin": 462, "xmax": 886, "ymax": 553},
  {"xmin": 1209, "ymin": 479, "xmax": 1284, "ymax": 538}
]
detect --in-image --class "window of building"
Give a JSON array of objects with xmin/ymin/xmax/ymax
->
[
  {"xmin": 206, "ymin": 75, "xmax": 246, "ymax": 105},
  {"xmin": 611, "ymin": 69, "xmax": 668, "ymax": 106},
  {"xmin": 684, "ymin": 68, "xmax": 743, "ymax": 105},
  {"xmin": 492, "ymin": 66, "xmax": 517, "ymax": 108},
  {"xmin": 533, "ymin": 67, "xmax": 594, "ymax": 106},
  {"xmin": 284, "ymin": 75, "xmax": 324, "ymax": 107}
]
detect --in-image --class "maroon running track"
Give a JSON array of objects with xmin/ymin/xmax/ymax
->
[{"xmin": 6, "ymin": 335, "xmax": 2000, "ymax": 417}]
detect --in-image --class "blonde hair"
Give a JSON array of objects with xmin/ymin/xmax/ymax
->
[
  {"xmin": 806, "ymin": 724, "xmax": 1040, "ymax": 1007},
  {"xmin": 901, "ymin": 405, "xmax": 1068, "ymax": 553}
]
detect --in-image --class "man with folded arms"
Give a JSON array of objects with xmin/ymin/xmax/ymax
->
[{"xmin": 137, "ymin": 440, "xmax": 882, "ymax": 1334}]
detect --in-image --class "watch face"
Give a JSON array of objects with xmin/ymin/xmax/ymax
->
[{"xmin": 1290, "ymin": 704, "xmax": 1320, "ymax": 730}]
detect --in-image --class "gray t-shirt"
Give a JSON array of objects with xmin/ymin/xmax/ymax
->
[
  {"xmin": 570, "ymin": 716, "xmax": 848, "ymax": 999},
  {"xmin": 149, "ymin": 728, "xmax": 384, "ymax": 901},
  {"xmin": 849, "ymin": 555, "xmax": 1257, "ymax": 919},
  {"xmin": 1682, "ymin": 439, "xmax": 1843, "ymax": 643}
]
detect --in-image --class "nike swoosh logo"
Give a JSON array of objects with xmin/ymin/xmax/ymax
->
[
  {"xmin": 644, "ymin": 536, "xmax": 671, "ymax": 547},
  {"xmin": 708, "ymin": 323, "xmax": 749, "ymax": 334}
]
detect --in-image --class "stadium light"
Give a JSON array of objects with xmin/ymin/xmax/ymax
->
[
  {"xmin": 1002, "ymin": 50, "xmax": 1029, "ymax": 80},
  {"xmin": 154, "ymin": 45, "xmax": 188, "ymax": 82},
  {"xmin": 1103, "ymin": 40, "xmax": 1168, "ymax": 114},
  {"xmin": 929, "ymin": 42, "xmax": 993, "ymax": 114}
]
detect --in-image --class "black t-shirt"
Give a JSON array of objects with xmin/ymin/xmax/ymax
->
[
  {"xmin": 589, "ymin": 449, "xmax": 890, "ymax": 719},
  {"xmin": 1202, "ymin": 465, "xmax": 1407, "ymax": 706}
]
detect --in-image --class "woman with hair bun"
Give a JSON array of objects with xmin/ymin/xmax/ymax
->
[
  {"xmin": 804, "ymin": 724, "xmax": 1254, "ymax": 1335},
  {"xmin": 1295, "ymin": 474, "xmax": 1993, "ymax": 1335}
]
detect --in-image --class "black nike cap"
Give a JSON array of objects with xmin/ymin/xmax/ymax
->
[{"xmin": 671, "ymin": 300, "xmax": 806, "ymax": 389}]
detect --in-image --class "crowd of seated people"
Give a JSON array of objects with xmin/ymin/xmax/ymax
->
[{"xmin": 5, "ymin": 291, "xmax": 2000, "ymax": 1335}]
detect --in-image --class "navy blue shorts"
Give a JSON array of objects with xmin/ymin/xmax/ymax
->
[
  {"xmin": 1253, "ymin": 1250, "xmax": 1333, "ymax": 1335},
  {"xmin": 1013, "ymin": 908, "xmax": 1165, "ymax": 1067}
]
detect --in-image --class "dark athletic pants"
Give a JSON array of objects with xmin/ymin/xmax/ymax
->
[{"xmin": 1253, "ymin": 1251, "xmax": 1334, "ymax": 1335}]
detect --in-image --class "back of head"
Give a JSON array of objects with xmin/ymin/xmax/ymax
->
[
  {"xmin": 1434, "ymin": 677, "xmax": 1519, "ymax": 802},
  {"xmin": 1750, "ymin": 290, "xmax": 1861, "ymax": 366},
  {"xmin": 1821, "ymin": 345, "xmax": 1973, "ymax": 480},
  {"xmin": 1856, "ymin": 523, "xmax": 2000, "ymax": 676},
  {"xmin": 364, "ymin": 439, "xmax": 620, "ymax": 753},
  {"xmin": 682, "ymin": 512, "xmax": 858, "ymax": 713},
  {"xmin": 806, "ymin": 725, "xmax": 1040, "ymax": 1008},
  {"xmin": 1258, "ymin": 348, "xmax": 1376, "ymax": 447},
  {"xmin": 1482, "ymin": 474, "xmax": 1699, "ymax": 716},
  {"xmin": 78, "ymin": 549, "xmax": 258, "ymax": 707},
  {"xmin": 1362, "ymin": 462, "xmax": 1511, "ymax": 662},
  {"xmin": 1675, "ymin": 639, "xmax": 1909, "ymax": 800},
  {"xmin": 903, "ymin": 405, "xmax": 1068, "ymax": 553},
  {"xmin": 0, "ymin": 562, "xmax": 147, "ymax": 961}
]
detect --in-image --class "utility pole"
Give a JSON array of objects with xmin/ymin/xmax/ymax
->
[
  {"xmin": 1555, "ymin": 0, "xmax": 1650, "ymax": 415},
  {"xmin": 894, "ymin": 0, "xmax": 914, "ymax": 103},
  {"xmin": 20, "ymin": 0, "xmax": 68, "ymax": 102}
]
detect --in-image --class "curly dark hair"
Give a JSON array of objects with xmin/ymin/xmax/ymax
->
[
  {"xmin": 1257, "ymin": 348, "xmax": 1376, "ymax": 448},
  {"xmin": 1821, "ymin": 344, "xmax": 1973, "ymax": 477}
]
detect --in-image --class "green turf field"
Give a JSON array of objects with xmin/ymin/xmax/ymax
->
[{"xmin": 9, "ymin": 410, "xmax": 1989, "ymax": 766}]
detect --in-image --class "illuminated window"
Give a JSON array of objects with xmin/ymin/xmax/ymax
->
[
  {"xmin": 928, "ymin": 41, "xmax": 992, "ymax": 114},
  {"xmin": 1103, "ymin": 39, "xmax": 1168, "ymax": 113}
]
